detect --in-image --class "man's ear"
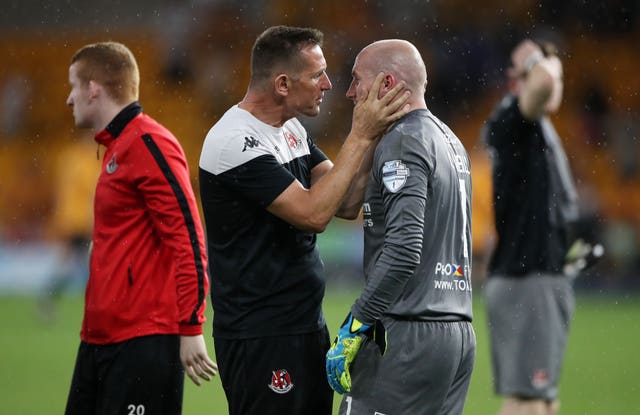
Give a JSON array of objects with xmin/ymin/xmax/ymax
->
[
  {"xmin": 381, "ymin": 73, "xmax": 396, "ymax": 96},
  {"xmin": 88, "ymin": 80, "xmax": 101, "ymax": 100},
  {"xmin": 383, "ymin": 74, "xmax": 393, "ymax": 89},
  {"xmin": 274, "ymin": 74, "xmax": 290, "ymax": 97}
]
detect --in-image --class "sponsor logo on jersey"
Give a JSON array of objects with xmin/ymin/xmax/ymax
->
[
  {"xmin": 106, "ymin": 153, "xmax": 118, "ymax": 174},
  {"xmin": 268, "ymin": 369, "xmax": 294, "ymax": 394},
  {"xmin": 382, "ymin": 160, "xmax": 410, "ymax": 193},
  {"xmin": 433, "ymin": 262, "xmax": 472, "ymax": 292},
  {"xmin": 434, "ymin": 262, "xmax": 465, "ymax": 277},
  {"xmin": 362, "ymin": 202, "xmax": 374, "ymax": 228},
  {"xmin": 284, "ymin": 131, "xmax": 301, "ymax": 150},
  {"xmin": 433, "ymin": 278, "xmax": 472, "ymax": 292},
  {"xmin": 242, "ymin": 135, "xmax": 261, "ymax": 152}
]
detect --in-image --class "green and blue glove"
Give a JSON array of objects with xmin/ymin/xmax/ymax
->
[{"xmin": 325, "ymin": 313, "xmax": 371, "ymax": 394}]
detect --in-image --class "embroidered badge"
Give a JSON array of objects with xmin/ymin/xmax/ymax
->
[
  {"xmin": 268, "ymin": 369, "xmax": 294, "ymax": 394},
  {"xmin": 106, "ymin": 153, "xmax": 118, "ymax": 174},
  {"xmin": 284, "ymin": 131, "xmax": 301, "ymax": 150},
  {"xmin": 382, "ymin": 160, "xmax": 410, "ymax": 193},
  {"xmin": 532, "ymin": 369, "xmax": 549, "ymax": 389}
]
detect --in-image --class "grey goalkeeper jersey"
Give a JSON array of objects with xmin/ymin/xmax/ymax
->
[{"xmin": 353, "ymin": 109, "xmax": 473, "ymax": 323}]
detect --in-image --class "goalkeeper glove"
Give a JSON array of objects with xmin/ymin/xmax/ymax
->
[
  {"xmin": 325, "ymin": 313, "xmax": 370, "ymax": 394},
  {"xmin": 563, "ymin": 238, "xmax": 604, "ymax": 278}
]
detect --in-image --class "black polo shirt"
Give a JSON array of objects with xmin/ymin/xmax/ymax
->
[{"xmin": 483, "ymin": 94, "xmax": 576, "ymax": 276}]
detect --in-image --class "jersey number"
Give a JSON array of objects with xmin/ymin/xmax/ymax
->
[
  {"xmin": 345, "ymin": 396, "xmax": 353, "ymax": 415},
  {"xmin": 458, "ymin": 179, "xmax": 469, "ymax": 259},
  {"xmin": 127, "ymin": 404, "xmax": 145, "ymax": 415}
]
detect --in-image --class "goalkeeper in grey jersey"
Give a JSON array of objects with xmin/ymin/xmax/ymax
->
[{"xmin": 325, "ymin": 39, "xmax": 475, "ymax": 415}]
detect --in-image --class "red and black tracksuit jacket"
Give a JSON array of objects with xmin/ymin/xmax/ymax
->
[{"xmin": 82, "ymin": 102, "xmax": 209, "ymax": 344}]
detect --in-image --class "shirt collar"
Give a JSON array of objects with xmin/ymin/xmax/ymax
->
[{"xmin": 104, "ymin": 101, "xmax": 143, "ymax": 138}]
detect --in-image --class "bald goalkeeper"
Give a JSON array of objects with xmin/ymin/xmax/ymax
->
[{"xmin": 326, "ymin": 39, "xmax": 476, "ymax": 415}]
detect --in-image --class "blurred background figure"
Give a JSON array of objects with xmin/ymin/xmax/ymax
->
[
  {"xmin": 38, "ymin": 137, "xmax": 98, "ymax": 323},
  {"xmin": 1, "ymin": 73, "xmax": 31, "ymax": 138},
  {"xmin": 482, "ymin": 38, "xmax": 577, "ymax": 415}
]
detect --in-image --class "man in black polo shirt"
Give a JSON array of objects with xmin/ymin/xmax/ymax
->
[
  {"xmin": 482, "ymin": 39, "xmax": 579, "ymax": 415},
  {"xmin": 198, "ymin": 26, "xmax": 410, "ymax": 415}
]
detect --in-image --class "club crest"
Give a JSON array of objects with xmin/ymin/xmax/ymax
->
[
  {"xmin": 106, "ymin": 153, "xmax": 118, "ymax": 174},
  {"xmin": 532, "ymin": 369, "xmax": 549, "ymax": 389},
  {"xmin": 268, "ymin": 369, "xmax": 294, "ymax": 394},
  {"xmin": 284, "ymin": 131, "xmax": 301, "ymax": 150},
  {"xmin": 382, "ymin": 160, "xmax": 410, "ymax": 193}
]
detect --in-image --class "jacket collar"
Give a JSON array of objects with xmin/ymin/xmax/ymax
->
[{"xmin": 95, "ymin": 102, "xmax": 142, "ymax": 145}]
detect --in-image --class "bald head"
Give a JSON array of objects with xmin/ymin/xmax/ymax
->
[{"xmin": 357, "ymin": 39, "xmax": 427, "ymax": 97}]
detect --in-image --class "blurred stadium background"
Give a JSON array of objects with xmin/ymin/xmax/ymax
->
[
  {"xmin": 0, "ymin": 0, "xmax": 639, "ymax": 413},
  {"xmin": 1, "ymin": 0, "xmax": 639, "ymax": 292}
]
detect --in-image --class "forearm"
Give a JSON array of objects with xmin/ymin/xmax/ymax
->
[
  {"xmin": 352, "ymin": 241, "xmax": 421, "ymax": 324},
  {"xmin": 335, "ymin": 138, "xmax": 379, "ymax": 219},
  {"xmin": 334, "ymin": 171, "xmax": 368, "ymax": 219},
  {"xmin": 353, "ymin": 189, "xmax": 425, "ymax": 323},
  {"xmin": 306, "ymin": 134, "xmax": 371, "ymax": 227},
  {"xmin": 268, "ymin": 133, "xmax": 372, "ymax": 232}
]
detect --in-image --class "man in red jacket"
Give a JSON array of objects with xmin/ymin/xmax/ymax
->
[{"xmin": 63, "ymin": 41, "xmax": 217, "ymax": 415}]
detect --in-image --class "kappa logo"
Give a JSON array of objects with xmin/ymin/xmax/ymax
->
[
  {"xmin": 242, "ymin": 136, "xmax": 261, "ymax": 152},
  {"xmin": 284, "ymin": 131, "xmax": 301, "ymax": 150},
  {"xmin": 106, "ymin": 153, "xmax": 118, "ymax": 174},
  {"xmin": 268, "ymin": 369, "xmax": 294, "ymax": 394},
  {"xmin": 382, "ymin": 160, "xmax": 410, "ymax": 193}
]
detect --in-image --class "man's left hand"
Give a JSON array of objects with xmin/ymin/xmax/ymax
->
[{"xmin": 180, "ymin": 334, "xmax": 218, "ymax": 386}]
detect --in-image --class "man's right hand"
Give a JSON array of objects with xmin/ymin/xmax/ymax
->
[
  {"xmin": 326, "ymin": 313, "xmax": 371, "ymax": 394},
  {"xmin": 351, "ymin": 72, "xmax": 411, "ymax": 141},
  {"xmin": 510, "ymin": 39, "xmax": 543, "ymax": 77}
]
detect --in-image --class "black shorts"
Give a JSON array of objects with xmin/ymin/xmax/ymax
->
[
  {"xmin": 215, "ymin": 326, "xmax": 333, "ymax": 415},
  {"xmin": 65, "ymin": 334, "xmax": 184, "ymax": 415}
]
